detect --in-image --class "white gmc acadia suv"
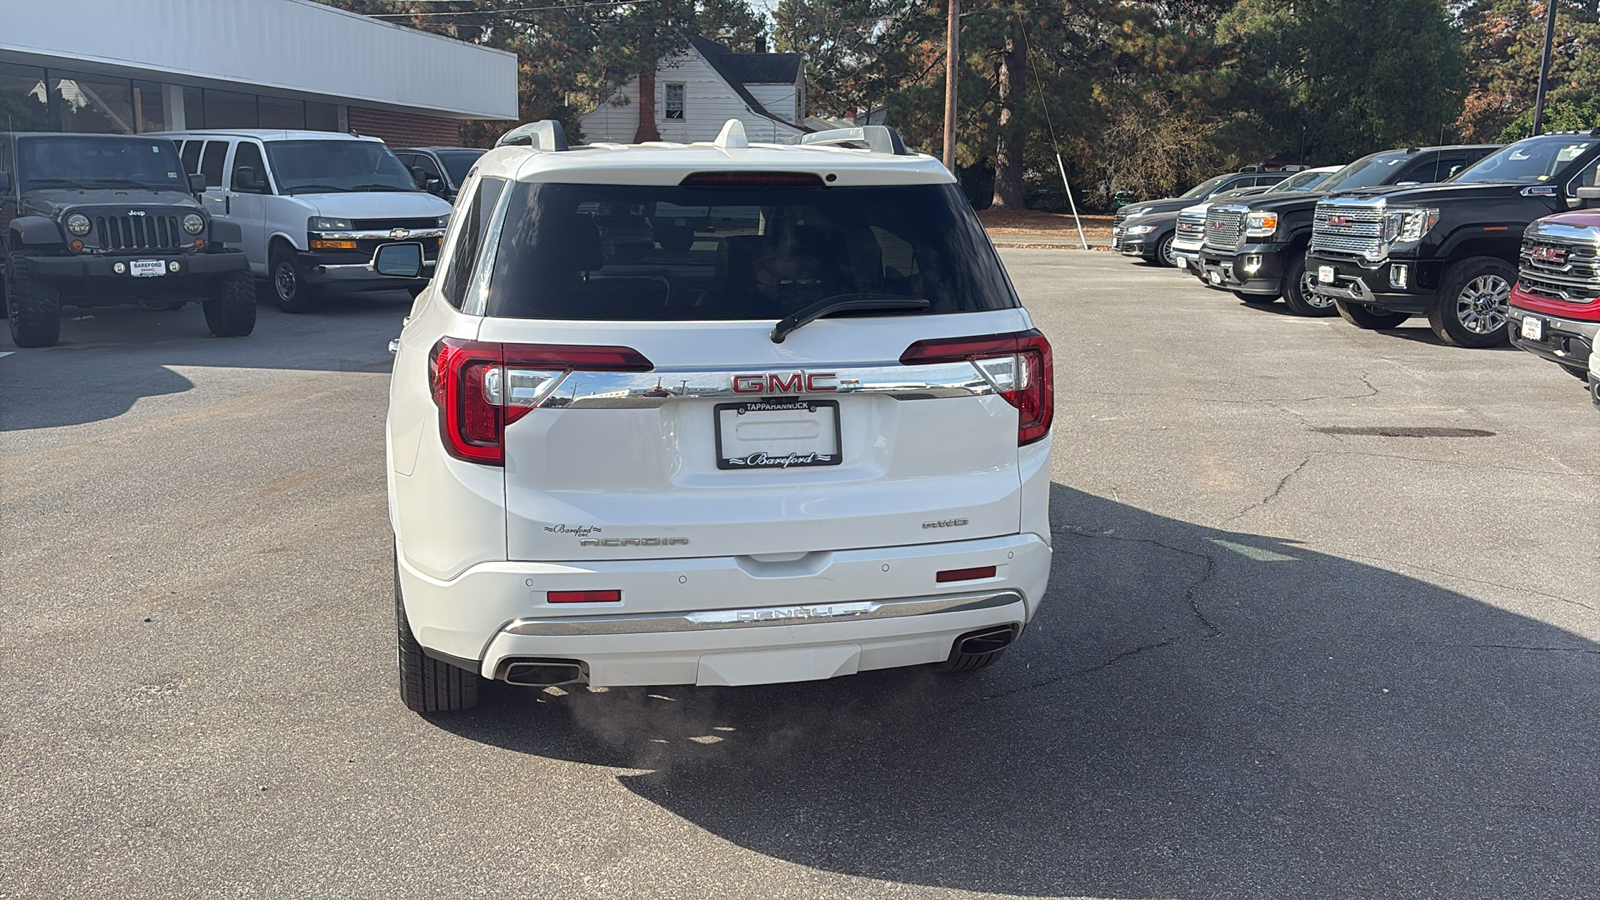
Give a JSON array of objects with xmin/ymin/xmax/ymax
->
[{"xmin": 376, "ymin": 120, "xmax": 1054, "ymax": 712}]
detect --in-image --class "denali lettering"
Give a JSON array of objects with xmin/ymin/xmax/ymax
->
[
  {"xmin": 731, "ymin": 372, "xmax": 838, "ymax": 393},
  {"xmin": 578, "ymin": 537, "xmax": 690, "ymax": 547},
  {"xmin": 735, "ymin": 605, "xmax": 858, "ymax": 623},
  {"xmin": 922, "ymin": 518, "xmax": 969, "ymax": 529}
]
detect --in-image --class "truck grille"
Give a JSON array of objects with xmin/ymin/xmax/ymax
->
[
  {"xmin": 352, "ymin": 218, "xmax": 440, "ymax": 232},
  {"xmin": 1174, "ymin": 208, "xmax": 1206, "ymax": 252},
  {"xmin": 1519, "ymin": 234, "xmax": 1600, "ymax": 304},
  {"xmin": 1310, "ymin": 201, "xmax": 1385, "ymax": 259},
  {"xmin": 1202, "ymin": 207, "xmax": 1246, "ymax": 251},
  {"xmin": 95, "ymin": 213, "xmax": 184, "ymax": 250}
]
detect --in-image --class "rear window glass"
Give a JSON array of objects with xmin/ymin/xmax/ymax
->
[{"xmin": 483, "ymin": 182, "xmax": 1018, "ymax": 321}]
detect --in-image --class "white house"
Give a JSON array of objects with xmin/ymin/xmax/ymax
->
[{"xmin": 579, "ymin": 37, "xmax": 806, "ymax": 144}]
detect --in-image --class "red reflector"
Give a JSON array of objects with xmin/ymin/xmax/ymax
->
[
  {"xmin": 503, "ymin": 344, "xmax": 654, "ymax": 371},
  {"xmin": 936, "ymin": 566, "xmax": 997, "ymax": 583},
  {"xmin": 548, "ymin": 590, "xmax": 622, "ymax": 604},
  {"xmin": 679, "ymin": 171, "xmax": 825, "ymax": 188}
]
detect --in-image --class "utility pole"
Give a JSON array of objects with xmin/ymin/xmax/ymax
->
[
  {"xmin": 942, "ymin": 0, "xmax": 959, "ymax": 170},
  {"xmin": 1533, "ymin": 0, "xmax": 1559, "ymax": 135}
]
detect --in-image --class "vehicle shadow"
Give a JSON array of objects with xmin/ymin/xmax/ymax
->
[
  {"xmin": 0, "ymin": 290, "xmax": 407, "ymax": 431},
  {"xmin": 431, "ymin": 483, "xmax": 1600, "ymax": 898}
]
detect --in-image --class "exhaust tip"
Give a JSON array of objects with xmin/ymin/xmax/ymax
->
[
  {"xmin": 499, "ymin": 659, "xmax": 586, "ymax": 687},
  {"xmin": 954, "ymin": 625, "xmax": 1017, "ymax": 657}
]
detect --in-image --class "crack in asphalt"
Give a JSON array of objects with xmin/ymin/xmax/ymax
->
[
  {"xmin": 1343, "ymin": 551, "xmax": 1595, "ymax": 612},
  {"xmin": 1228, "ymin": 454, "xmax": 1314, "ymax": 523},
  {"xmin": 968, "ymin": 526, "xmax": 1222, "ymax": 704}
]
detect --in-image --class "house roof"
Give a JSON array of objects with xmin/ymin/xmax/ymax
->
[{"xmin": 689, "ymin": 36, "xmax": 803, "ymax": 126}]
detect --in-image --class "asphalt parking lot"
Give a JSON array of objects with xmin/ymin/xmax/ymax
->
[{"xmin": 3, "ymin": 252, "xmax": 1598, "ymax": 899}]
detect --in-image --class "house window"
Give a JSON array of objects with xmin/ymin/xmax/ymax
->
[{"xmin": 665, "ymin": 83, "xmax": 685, "ymax": 120}]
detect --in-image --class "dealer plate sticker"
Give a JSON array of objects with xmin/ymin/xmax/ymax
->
[
  {"xmin": 1521, "ymin": 317, "xmax": 1544, "ymax": 341},
  {"xmin": 715, "ymin": 399, "xmax": 841, "ymax": 470},
  {"xmin": 130, "ymin": 259, "xmax": 166, "ymax": 278},
  {"xmin": 1318, "ymin": 265, "xmax": 1335, "ymax": 284}
]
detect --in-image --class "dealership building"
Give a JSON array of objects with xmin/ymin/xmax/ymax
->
[{"xmin": 0, "ymin": 0, "xmax": 518, "ymax": 146}]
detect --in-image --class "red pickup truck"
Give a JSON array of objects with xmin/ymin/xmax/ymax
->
[{"xmin": 1507, "ymin": 210, "xmax": 1600, "ymax": 407}]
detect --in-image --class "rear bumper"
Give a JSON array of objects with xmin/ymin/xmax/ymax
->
[
  {"xmin": 1507, "ymin": 306, "xmax": 1598, "ymax": 371},
  {"xmin": 296, "ymin": 249, "xmax": 434, "ymax": 292},
  {"xmin": 398, "ymin": 532, "xmax": 1052, "ymax": 686}
]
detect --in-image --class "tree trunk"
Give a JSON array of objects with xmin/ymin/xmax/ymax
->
[
  {"xmin": 634, "ymin": 70, "xmax": 661, "ymax": 143},
  {"xmin": 991, "ymin": 31, "xmax": 1027, "ymax": 210}
]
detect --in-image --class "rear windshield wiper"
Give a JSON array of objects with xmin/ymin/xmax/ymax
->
[{"xmin": 770, "ymin": 293, "xmax": 931, "ymax": 343}]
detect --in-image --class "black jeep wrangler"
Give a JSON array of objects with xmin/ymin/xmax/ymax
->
[
  {"xmin": 1196, "ymin": 145, "xmax": 1498, "ymax": 316},
  {"xmin": 1306, "ymin": 131, "xmax": 1600, "ymax": 347},
  {"xmin": 1, "ymin": 133, "xmax": 253, "ymax": 348}
]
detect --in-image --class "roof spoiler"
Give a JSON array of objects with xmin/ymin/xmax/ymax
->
[
  {"xmin": 496, "ymin": 120, "xmax": 569, "ymax": 151},
  {"xmin": 791, "ymin": 126, "xmax": 910, "ymax": 155}
]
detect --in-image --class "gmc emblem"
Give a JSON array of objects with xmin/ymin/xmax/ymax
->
[
  {"xmin": 1530, "ymin": 245, "xmax": 1568, "ymax": 263},
  {"xmin": 732, "ymin": 372, "xmax": 838, "ymax": 394},
  {"xmin": 1326, "ymin": 214, "xmax": 1353, "ymax": 228}
]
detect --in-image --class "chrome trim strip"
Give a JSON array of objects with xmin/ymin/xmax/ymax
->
[
  {"xmin": 532, "ymin": 360, "xmax": 996, "ymax": 409},
  {"xmin": 312, "ymin": 228, "xmax": 446, "ymax": 241},
  {"xmin": 1524, "ymin": 219, "xmax": 1600, "ymax": 247},
  {"xmin": 502, "ymin": 589, "xmax": 1024, "ymax": 636},
  {"xmin": 1311, "ymin": 276, "xmax": 1372, "ymax": 302}
]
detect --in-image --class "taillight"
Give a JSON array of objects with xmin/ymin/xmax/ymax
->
[
  {"xmin": 428, "ymin": 338, "xmax": 654, "ymax": 465},
  {"xmin": 899, "ymin": 329, "xmax": 1054, "ymax": 445}
]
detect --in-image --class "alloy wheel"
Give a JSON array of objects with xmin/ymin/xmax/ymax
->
[
  {"xmin": 275, "ymin": 262, "xmax": 297, "ymax": 302},
  {"xmin": 1301, "ymin": 269, "xmax": 1333, "ymax": 308},
  {"xmin": 1455, "ymin": 274, "xmax": 1510, "ymax": 335}
]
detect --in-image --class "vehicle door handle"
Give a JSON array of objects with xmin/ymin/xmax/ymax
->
[
  {"xmin": 388, "ymin": 339, "xmax": 400, "ymax": 355},
  {"xmin": 224, "ymin": 194, "xmax": 231, "ymax": 215}
]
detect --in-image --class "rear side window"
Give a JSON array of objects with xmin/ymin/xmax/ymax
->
[
  {"xmin": 440, "ymin": 176, "xmax": 506, "ymax": 309},
  {"xmin": 199, "ymin": 141, "xmax": 228, "ymax": 188},
  {"xmin": 483, "ymin": 182, "xmax": 1018, "ymax": 321}
]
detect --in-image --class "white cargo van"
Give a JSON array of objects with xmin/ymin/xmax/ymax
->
[{"xmin": 156, "ymin": 130, "xmax": 452, "ymax": 311}]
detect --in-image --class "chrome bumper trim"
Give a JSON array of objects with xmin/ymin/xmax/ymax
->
[
  {"xmin": 502, "ymin": 589, "xmax": 1024, "ymax": 636},
  {"xmin": 1312, "ymin": 276, "xmax": 1372, "ymax": 302},
  {"xmin": 312, "ymin": 228, "xmax": 446, "ymax": 241}
]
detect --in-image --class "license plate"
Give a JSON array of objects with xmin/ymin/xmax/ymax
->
[
  {"xmin": 715, "ymin": 399, "xmax": 841, "ymax": 470},
  {"xmin": 1207, "ymin": 271, "xmax": 1223, "ymax": 285},
  {"xmin": 130, "ymin": 259, "xmax": 166, "ymax": 278},
  {"xmin": 1521, "ymin": 316, "xmax": 1544, "ymax": 341},
  {"xmin": 1176, "ymin": 258, "xmax": 1188, "ymax": 270},
  {"xmin": 1318, "ymin": 265, "xmax": 1335, "ymax": 284}
]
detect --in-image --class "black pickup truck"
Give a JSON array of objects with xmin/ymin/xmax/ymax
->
[
  {"xmin": 2, "ymin": 132, "xmax": 252, "ymax": 347},
  {"xmin": 1112, "ymin": 168, "xmax": 1294, "ymax": 266},
  {"xmin": 1195, "ymin": 145, "xmax": 1498, "ymax": 316},
  {"xmin": 1306, "ymin": 132, "xmax": 1600, "ymax": 347}
]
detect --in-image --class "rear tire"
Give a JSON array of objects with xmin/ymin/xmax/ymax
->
[
  {"xmin": 1429, "ymin": 257, "xmax": 1514, "ymax": 348},
  {"xmin": 202, "ymin": 271, "xmax": 257, "ymax": 337},
  {"xmin": 396, "ymin": 554, "xmax": 479, "ymax": 713},
  {"xmin": 268, "ymin": 244, "xmax": 318, "ymax": 314},
  {"xmin": 1335, "ymin": 298, "xmax": 1409, "ymax": 330},
  {"xmin": 5, "ymin": 252, "xmax": 62, "ymax": 348},
  {"xmin": 1281, "ymin": 253, "xmax": 1337, "ymax": 317}
]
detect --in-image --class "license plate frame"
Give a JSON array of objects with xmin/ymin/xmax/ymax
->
[
  {"xmin": 130, "ymin": 259, "xmax": 166, "ymax": 278},
  {"xmin": 1318, "ymin": 265, "xmax": 1335, "ymax": 285},
  {"xmin": 714, "ymin": 399, "xmax": 842, "ymax": 471},
  {"xmin": 1521, "ymin": 316, "xmax": 1544, "ymax": 341}
]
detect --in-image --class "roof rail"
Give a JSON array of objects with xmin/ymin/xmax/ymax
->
[
  {"xmin": 793, "ymin": 126, "xmax": 909, "ymax": 155},
  {"xmin": 496, "ymin": 120, "xmax": 569, "ymax": 151}
]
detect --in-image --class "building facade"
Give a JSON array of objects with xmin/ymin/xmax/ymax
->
[{"xmin": 0, "ymin": 0, "xmax": 517, "ymax": 146}]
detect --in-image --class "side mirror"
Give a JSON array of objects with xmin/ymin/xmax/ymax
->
[
  {"xmin": 373, "ymin": 241, "xmax": 425, "ymax": 279},
  {"xmin": 1576, "ymin": 186, "xmax": 1600, "ymax": 208},
  {"xmin": 234, "ymin": 166, "xmax": 265, "ymax": 193},
  {"xmin": 0, "ymin": 171, "xmax": 11, "ymax": 194},
  {"xmin": 188, "ymin": 173, "xmax": 207, "ymax": 193},
  {"xmin": 412, "ymin": 166, "xmax": 430, "ymax": 189}
]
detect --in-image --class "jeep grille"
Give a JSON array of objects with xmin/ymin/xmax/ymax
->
[{"xmin": 95, "ymin": 214, "xmax": 184, "ymax": 251}]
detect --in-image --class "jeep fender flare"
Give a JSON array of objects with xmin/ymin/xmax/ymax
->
[{"xmin": 8, "ymin": 216, "xmax": 63, "ymax": 248}]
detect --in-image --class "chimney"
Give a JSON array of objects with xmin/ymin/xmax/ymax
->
[{"xmin": 754, "ymin": 36, "xmax": 765, "ymax": 53}]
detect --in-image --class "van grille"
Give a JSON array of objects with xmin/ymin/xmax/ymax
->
[
  {"xmin": 1519, "ymin": 235, "xmax": 1600, "ymax": 304},
  {"xmin": 1310, "ymin": 201, "xmax": 1385, "ymax": 259},
  {"xmin": 95, "ymin": 213, "xmax": 183, "ymax": 251}
]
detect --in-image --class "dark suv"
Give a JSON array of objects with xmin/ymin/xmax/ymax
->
[
  {"xmin": 394, "ymin": 147, "xmax": 486, "ymax": 202},
  {"xmin": 1, "ymin": 133, "xmax": 253, "ymax": 347}
]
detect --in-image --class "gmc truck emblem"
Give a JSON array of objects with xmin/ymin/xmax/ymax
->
[
  {"xmin": 732, "ymin": 372, "xmax": 838, "ymax": 393},
  {"xmin": 1326, "ymin": 214, "xmax": 1353, "ymax": 228},
  {"xmin": 1530, "ymin": 246, "xmax": 1567, "ymax": 263}
]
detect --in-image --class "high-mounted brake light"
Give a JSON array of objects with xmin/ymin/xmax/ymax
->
[
  {"xmin": 899, "ymin": 330, "xmax": 1054, "ymax": 445},
  {"xmin": 428, "ymin": 338, "xmax": 654, "ymax": 465},
  {"xmin": 679, "ymin": 171, "xmax": 826, "ymax": 188}
]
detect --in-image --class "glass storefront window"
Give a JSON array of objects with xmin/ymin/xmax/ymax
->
[
  {"xmin": 184, "ymin": 86, "xmax": 205, "ymax": 129},
  {"xmin": 0, "ymin": 62, "xmax": 50, "ymax": 132},
  {"xmin": 132, "ymin": 81, "xmax": 167, "ymax": 133},
  {"xmin": 306, "ymin": 101, "xmax": 340, "ymax": 132},
  {"xmin": 259, "ymin": 97, "xmax": 305, "ymax": 130},
  {"xmin": 52, "ymin": 70, "xmax": 135, "ymax": 134},
  {"xmin": 204, "ymin": 89, "xmax": 257, "ymax": 129}
]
